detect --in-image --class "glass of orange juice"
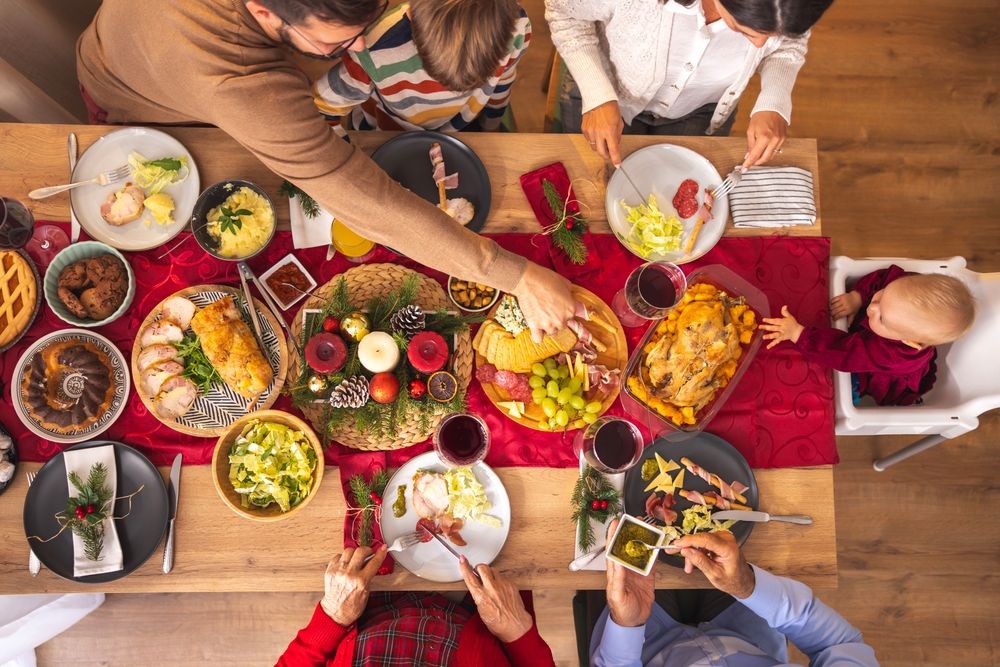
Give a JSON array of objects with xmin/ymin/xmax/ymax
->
[{"xmin": 331, "ymin": 219, "xmax": 376, "ymax": 263}]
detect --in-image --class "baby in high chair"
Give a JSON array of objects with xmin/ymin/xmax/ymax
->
[{"xmin": 760, "ymin": 265, "xmax": 976, "ymax": 405}]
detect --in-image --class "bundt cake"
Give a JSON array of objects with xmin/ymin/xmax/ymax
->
[{"xmin": 21, "ymin": 338, "xmax": 115, "ymax": 434}]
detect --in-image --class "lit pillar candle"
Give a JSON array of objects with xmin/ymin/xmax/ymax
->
[{"xmin": 357, "ymin": 331, "xmax": 400, "ymax": 373}]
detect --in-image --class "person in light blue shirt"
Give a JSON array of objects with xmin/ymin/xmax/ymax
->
[{"xmin": 592, "ymin": 522, "xmax": 879, "ymax": 667}]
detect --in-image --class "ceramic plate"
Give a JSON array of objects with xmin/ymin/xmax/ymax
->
[
  {"xmin": 380, "ymin": 451, "xmax": 510, "ymax": 583},
  {"xmin": 70, "ymin": 128, "xmax": 200, "ymax": 251},
  {"xmin": 606, "ymin": 144, "xmax": 728, "ymax": 264},
  {"xmin": 12, "ymin": 329, "xmax": 130, "ymax": 443}
]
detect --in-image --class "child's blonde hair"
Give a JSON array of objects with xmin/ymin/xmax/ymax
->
[
  {"xmin": 409, "ymin": 0, "xmax": 519, "ymax": 92},
  {"xmin": 893, "ymin": 273, "xmax": 976, "ymax": 346}
]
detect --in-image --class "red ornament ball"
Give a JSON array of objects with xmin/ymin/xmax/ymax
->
[
  {"xmin": 368, "ymin": 372, "xmax": 401, "ymax": 404},
  {"xmin": 408, "ymin": 378, "xmax": 427, "ymax": 399},
  {"xmin": 75, "ymin": 507, "xmax": 86, "ymax": 519},
  {"xmin": 590, "ymin": 499, "xmax": 601, "ymax": 511},
  {"xmin": 600, "ymin": 500, "xmax": 609, "ymax": 510},
  {"xmin": 322, "ymin": 316, "xmax": 341, "ymax": 333}
]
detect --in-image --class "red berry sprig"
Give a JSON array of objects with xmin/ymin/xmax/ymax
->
[
  {"xmin": 590, "ymin": 499, "xmax": 601, "ymax": 511},
  {"xmin": 75, "ymin": 506, "xmax": 86, "ymax": 519},
  {"xmin": 369, "ymin": 491, "xmax": 382, "ymax": 506}
]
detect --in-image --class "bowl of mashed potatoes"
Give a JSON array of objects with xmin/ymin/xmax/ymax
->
[{"xmin": 192, "ymin": 180, "xmax": 276, "ymax": 261}]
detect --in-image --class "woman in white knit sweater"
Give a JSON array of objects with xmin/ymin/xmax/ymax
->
[{"xmin": 546, "ymin": 0, "xmax": 834, "ymax": 168}]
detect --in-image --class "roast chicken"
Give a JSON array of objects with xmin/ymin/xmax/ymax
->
[{"xmin": 189, "ymin": 297, "xmax": 273, "ymax": 400}]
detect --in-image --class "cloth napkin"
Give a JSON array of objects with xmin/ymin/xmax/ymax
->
[
  {"xmin": 519, "ymin": 162, "xmax": 600, "ymax": 280},
  {"xmin": 63, "ymin": 445, "xmax": 123, "ymax": 578},
  {"xmin": 572, "ymin": 463, "xmax": 626, "ymax": 571},
  {"xmin": 729, "ymin": 166, "xmax": 817, "ymax": 228},
  {"xmin": 288, "ymin": 195, "xmax": 335, "ymax": 249},
  {"xmin": 339, "ymin": 451, "xmax": 394, "ymax": 575}
]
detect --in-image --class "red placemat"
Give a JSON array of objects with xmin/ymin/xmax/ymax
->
[{"xmin": 1, "ymin": 225, "xmax": 836, "ymax": 469}]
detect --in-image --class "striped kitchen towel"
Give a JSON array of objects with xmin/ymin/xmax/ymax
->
[{"xmin": 729, "ymin": 166, "xmax": 816, "ymax": 228}]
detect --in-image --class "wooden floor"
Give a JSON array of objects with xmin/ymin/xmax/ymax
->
[{"xmin": 34, "ymin": 0, "xmax": 1000, "ymax": 665}]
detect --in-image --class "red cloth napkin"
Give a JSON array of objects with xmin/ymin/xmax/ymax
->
[
  {"xmin": 519, "ymin": 162, "xmax": 600, "ymax": 280},
  {"xmin": 338, "ymin": 451, "xmax": 394, "ymax": 575}
]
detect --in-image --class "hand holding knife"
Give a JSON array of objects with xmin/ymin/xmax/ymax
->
[{"xmin": 163, "ymin": 453, "xmax": 182, "ymax": 573}]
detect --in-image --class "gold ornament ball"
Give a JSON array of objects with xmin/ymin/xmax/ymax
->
[
  {"xmin": 308, "ymin": 374, "xmax": 329, "ymax": 394},
  {"xmin": 341, "ymin": 311, "xmax": 370, "ymax": 342}
]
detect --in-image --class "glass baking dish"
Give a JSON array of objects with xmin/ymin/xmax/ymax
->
[{"xmin": 620, "ymin": 264, "xmax": 769, "ymax": 440}]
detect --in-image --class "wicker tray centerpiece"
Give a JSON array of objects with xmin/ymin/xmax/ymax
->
[{"xmin": 287, "ymin": 263, "xmax": 479, "ymax": 451}]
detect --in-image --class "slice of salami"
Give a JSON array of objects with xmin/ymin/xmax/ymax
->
[
  {"xmin": 676, "ymin": 179, "xmax": 699, "ymax": 198},
  {"xmin": 675, "ymin": 197, "xmax": 699, "ymax": 219}
]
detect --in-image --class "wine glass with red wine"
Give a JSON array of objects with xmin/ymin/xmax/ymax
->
[
  {"xmin": 434, "ymin": 413, "xmax": 491, "ymax": 467},
  {"xmin": 0, "ymin": 198, "xmax": 35, "ymax": 250},
  {"xmin": 612, "ymin": 261, "xmax": 687, "ymax": 328},
  {"xmin": 573, "ymin": 417, "xmax": 644, "ymax": 474}
]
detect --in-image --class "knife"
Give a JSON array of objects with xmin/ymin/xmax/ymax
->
[
  {"xmin": 68, "ymin": 133, "xmax": 80, "ymax": 243},
  {"xmin": 163, "ymin": 453, "xmax": 182, "ymax": 573},
  {"xmin": 712, "ymin": 510, "xmax": 813, "ymax": 525},
  {"xmin": 429, "ymin": 532, "xmax": 482, "ymax": 581},
  {"xmin": 615, "ymin": 164, "xmax": 646, "ymax": 204}
]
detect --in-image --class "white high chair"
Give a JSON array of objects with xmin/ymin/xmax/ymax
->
[{"xmin": 829, "ymin": 256, "xmax": 1000, "ymax": 470}]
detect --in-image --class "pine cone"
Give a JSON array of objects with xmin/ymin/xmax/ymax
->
[
  {"xmin": 329, "ymin": 376, "xmax": 369, "ymax": 409},
  {"xmin": 390, "ymin": 305, "xmax": 426, "ymax": 337}
]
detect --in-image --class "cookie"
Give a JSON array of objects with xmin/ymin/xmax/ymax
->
[
  {"xmin": 58, "ymin": 261, "xmax": 92, "ymax": 291},
  {"xmin": 58, "ymin": 286, "xmax": 90, "ymax": 319},
  {"xmin": 86, "ymin": 255, "xmax": 126, "ymax": 286}
]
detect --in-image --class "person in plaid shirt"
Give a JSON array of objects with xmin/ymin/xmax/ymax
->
[{"xmin": 276, "ymin": 545, "xmax": 556, "ymax": 666}]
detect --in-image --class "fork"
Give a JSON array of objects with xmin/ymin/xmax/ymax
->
[
  {"xmin": 363, "ymin": 531, "xmax": 422, "ymax": 564},
  {"xmin": 26, "ymin": 472, "xmax": 40, "ymax": 576},
  {"xmin": 28, "ymin": 164, "xmax": 132, "ymax": 200},
  {"xmin": 710, "ymin": 167, "xmax": 742, "ymax": 200}
]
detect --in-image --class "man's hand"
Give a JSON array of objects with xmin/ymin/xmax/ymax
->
[
  {"xmin": 672, "ymin": 531, "xmax": 755, "ymax": 599},
  {"xmin": 830, "ymin": 291, "xmax": 862, "ymax": 326},
  {"xmin": 512, "ymin": 262, "xmax": 579, "ymax": 343},
  {"xmin": 760, "ymin": 305, "xmax": 805, "ymax": 349},
  {"xmin": 319, "ymin": 545, "xmax": 387, "ymax": 627},
  {"xmin": 741, "ymin": 111, "xmax": 788, "ymax": 173},
  {"xmin": 582, "ymin": 100, "xmax": 625, "ymax": 166},
  {"xmin": 460, "ymin": 556, "xmax": 533, "ymax": 643},
  {"xmin": 605, "ymin": 519, "xmax": 655, "ymax": 627}
]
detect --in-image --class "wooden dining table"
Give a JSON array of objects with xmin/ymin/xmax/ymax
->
[{"xmin": 0, "ymin": 123, "xmax": 834, "ymax": 594}]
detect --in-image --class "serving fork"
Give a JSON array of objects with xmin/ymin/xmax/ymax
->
[
  {"xmin": 29, "ymin": 164, "xmax": 131, "ymax": 200},
  {"xmin": 363, "ymin": 531, "xmax": 421, "ymax": 563},
  {"xmin": 26, "ymin": 472, "xmax": 40, "ymax": 576}
]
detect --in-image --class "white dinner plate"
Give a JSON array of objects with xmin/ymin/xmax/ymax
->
[
  {"xmin": 380, "ymin": 451, "xmax": 511, "ymax": 583},
  {"xmin": 606, "ymin": 144, "xmax": 729, "ymax": 264},
  {"xmin": 70, "ymin": 128, "xmax": 200, "ymax": 251}
]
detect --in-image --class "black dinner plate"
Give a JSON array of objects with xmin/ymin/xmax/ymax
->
[
  {"xmin": 22, "ymin": 441, "xmax": 169, "ymax": 583},
  {"xmin": 371, "ymin": 131, "xmax": 491, "ymax": 238},
  {"xmin": 623, "ymin": 433, "xmax": 758, "ymax": 568}
]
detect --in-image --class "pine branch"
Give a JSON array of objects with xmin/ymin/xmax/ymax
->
[
  {"xmin": 278, "ymin": 180, "xmax": 321, "ymax": 218},
  {"xmin": 540, "ymin": 179, "xmax": 591, "ymax": 265},
  {"xmin": 542, "ymin": 179, "xmax": 564, "ymax": 221}
]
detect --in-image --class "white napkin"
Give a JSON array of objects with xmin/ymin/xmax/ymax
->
[
  {"xmin": 63, "ymin": 445, "xmax": 123, "ymax": 577},
  {"xmin": 288, "ymin": 195, "xmax": 335, "ymax": 249},
  {"xmin": 573, "ymin": 462, "xmax": 626, "ymax": 571},
  {"xmin": 729, "ymin": 166, "xmax": 816, "ymax": 228}
]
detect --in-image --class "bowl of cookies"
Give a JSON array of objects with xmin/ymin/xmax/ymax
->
[{"xmin": 44, "ymin": 242, "xmax": 135, "ymax": 327}]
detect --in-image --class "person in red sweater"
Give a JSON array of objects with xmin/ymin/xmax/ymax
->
[
  {"xmin": 760, "ymin": 265, "xmax": 976, "ymax": 405},
  {"xmin": 276, "ymin": 545, "xmax": 556, "ymax": 666}
]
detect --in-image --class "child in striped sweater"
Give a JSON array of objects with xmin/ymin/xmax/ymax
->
[{"xmin": 313, "ymin": 0, "xmax": 530, "ymax": 132}]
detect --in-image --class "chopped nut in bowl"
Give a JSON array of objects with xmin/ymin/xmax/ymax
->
[{"xmin": 447, "ymin": 276, "xmax": 500, "ymax": 312}]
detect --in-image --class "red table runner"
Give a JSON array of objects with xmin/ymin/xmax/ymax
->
[{"xmin": 1, "ymin": 227, "xmax": 837, "ymax": 470}]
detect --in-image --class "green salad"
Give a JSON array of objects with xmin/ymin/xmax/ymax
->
[
  {"xmin": 618, "ymin": 194, "xmax": 684, "ymax": 257},
  {"xmin": 228, "ymin": 419, "xmax": 317, "ymax": 512}
]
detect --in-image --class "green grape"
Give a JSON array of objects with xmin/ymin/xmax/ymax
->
[
  {"xmin": 537, "ymin": 419, "xmax": 552, "ymax": 431},
  {"xmin": 556, "ymin": 387, "xmax": 573, "ymax": 405},
  {"xmin": 582, "ymin": 412, "xmax": 598, "ymax": 424},
  {"xmin": 531, "ymin": 363, "xmax": 547, "ymax": 377},
  {"xmin": 565, "ymin": 405, "xmax": 577, "ymax": 420},
  {"xmin": 555, "ymin": 410, "xmax": 569, "ymax": 427},
  {"xmin": 584, "ymin": 401, "xmax": 603, "ymax": 414},
  {"xmin": 541, "ymin": 398, "xmax": 557, "ymax": 418},
  {"xmin": 546, "ymin": 380, "xmax": 560, "ymax": 398},
  {"xmin": 528, "ymin": 375, "xmax": 546, "ymax": 389},
  {"xmin": 543, "ymin": 358, "xmax": 558, "ymax": 371},
  {"xmin": 572, "ymin": 418, "xmax": 587, "ymax": 429},
  {"xmin": 558, "ymin": 365, "xmax": 570, "ymax": 379},
  {"xmin": 531, "ymin": 387, "xmax": 547, "ymax": 402},
  {"xmin": 569, "ymin": 395, "xmax": 586, "ymax": 410},
  {"xmin": 549, "ymin": 417, "xmax": 560, "ymax": 429},
  {"xmin": 547, "ymin": 367, "xmax": 561, "ymax": 380},
  {"xmin": 567, "ymin": 377, "xmax": 583, "ymax": 393}
]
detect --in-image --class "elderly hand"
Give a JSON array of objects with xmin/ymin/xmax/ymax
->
[
  {"xmin": 672, "ymin": 530, "xmax": 756, "ymax": 599},
  {"xmin": 459, "ymin": 556, "xmax": 533, "ymax": 643},
  {"xmin": 741, "ymin": 111, "xmax": 788, "ymax": 172},
  {"xmin": 582, "ymin": 100, "xmax": 625, "ymax": 166},
  {"xmin": 760, "ymin": 305, "xmax": 805, "ymax": 349},
  {"xmin": 319, "ymin": 545, "xmax": 387, "ymax": 627},
  {"xmin": 605, "ymin": 519, "xmax": 656, "ymax": 627},
  {"xmin": 830, "ymin": 291, "xmax": 863, "ymax": 326},
  {"xmin": 512, "ymin": 261, "xmax": 579, "ymax": 344}
]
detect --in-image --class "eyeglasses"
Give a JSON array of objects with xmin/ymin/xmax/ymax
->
[{"xmin": 281, "ymin": 0, "xmax": 389, "ymax": 60}]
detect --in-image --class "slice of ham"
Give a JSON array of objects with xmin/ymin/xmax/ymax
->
[
  {"xmin": 681, "ymin": 489, "xmax": 708, "ymax": 506},
  {"xmin": 445, "ymin": 197, "xmax": 474, "ymax": 225},
  {"xmin": 438, "ymin": 515, "xmax": 467, "ymax": 546},
  {"xmin": 161, "ymin": 296, "xmax": 197, "ymax": 331},
  {"xmin": 412, "ymin": 472, "xmax": 449, "ymax": 519},
  {"xmin": 137, "ymin": 344, "xmax": 180, "ymax": 373},
  {"xmin": 680, "ymin": 457, "xmax": 747, "ymax": 503},
  {"xmin": 429, "ymin": 144, "xmax": 459, "ymax": 188},
  {"xmin": 645, "ymin": 492, "xmax": 678, "ymax": 524},
  {"xmin": 100, "ymin": 185, "xmax": 146, "ymax": 226},
  {"xmin": 696, "ymin": 189, "xmax": 715, "ymax": 223},
  {"xmin": 140, "ymin": 360, "xmax": 184, "ymax": 397},
  {"xmin": 587, "ymin": 365, "xmax": 620, "ymax": 395},
  {"xmin": 140, "ymin": 320, "xmax": 184, "ymax": 348},
  {"xmin": 153, "ymin": 376, "xmax": 197, "ymax": 420}
]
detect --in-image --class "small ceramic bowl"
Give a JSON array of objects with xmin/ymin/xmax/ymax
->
[
  {"xmin": 447, "ymin": 276, "xmax": 500, "ymax": 313},
  {"xmin": 212, "ymin": 409, "xmax": 324, "ymax": 522},
  {"xmin": 606, "ymin": 514, "xmax": 667, "ymax": 576},
  {"xmin": 44, "ymin": 241, "xmax": 135, "ymax": 327},
  {"xmin": 258, "ymin": 254, "xmax": 318, "ymax": 310},
  {"xmin": 191, "ymin": 179, "xmax": 276, "ymax": 262}
]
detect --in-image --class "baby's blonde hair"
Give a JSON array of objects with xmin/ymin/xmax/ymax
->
[{"xmin": 892, "ymin": 273, "xmax": 976, "ymax": 346}]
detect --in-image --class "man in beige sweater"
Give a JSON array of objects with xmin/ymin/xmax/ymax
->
[{"xmin": 77, "ymin": 0, "xmax": 575, "ymax": 339}]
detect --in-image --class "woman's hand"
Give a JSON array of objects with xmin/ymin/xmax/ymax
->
[
  {"xmin": 320, "ymin": 545, "xmax": 387, "ymax": 627},
  {"xmin": 760, "ymin": 305, "xmax": 805, "ymax": 349},
  {"xmin": 460, "ymin": 556, "xmax": 534, "ymax": 643},
  {"xmin": 830, "ymin": 291, "xmax": 863, "ymax": 326},
  {"xmin": 605, "ymin": 519, "xmax": 656, "ymax": 627},
  {"xmin": 582, "ymin": 100, "xmax": 625, "ymax": 166},
  {"xmin": 513, "ymin": 262, "xmax": 580, "ymax": 343},
  {"xmin": 671, "ymin": 531, "xmax": 756, "ymax": 599},
  {"xmin": 741, "ymin": 110, "xmax": 788, "ymax": 172}
]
